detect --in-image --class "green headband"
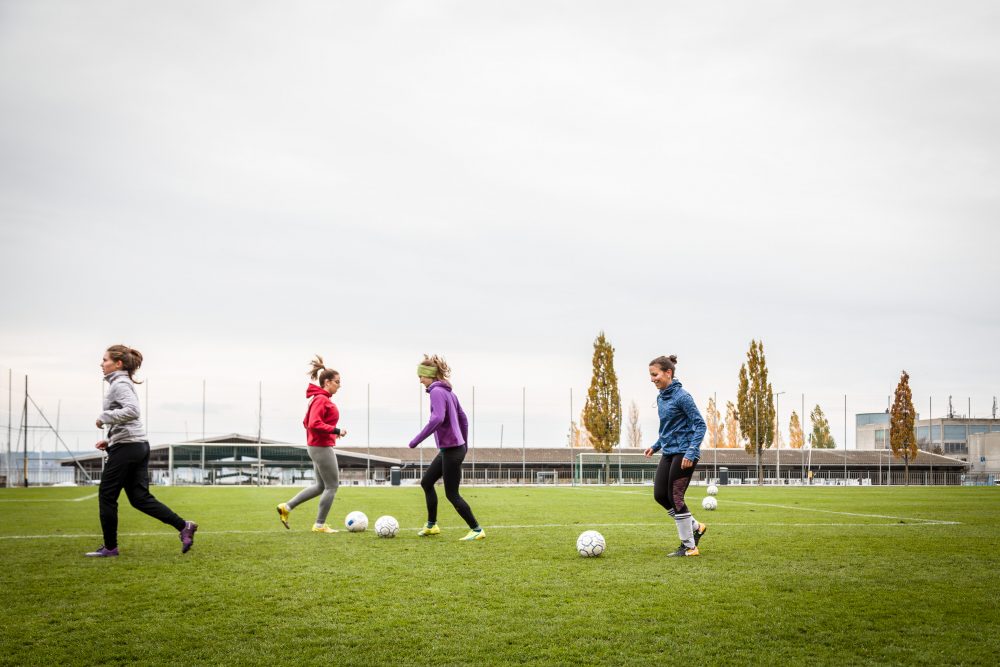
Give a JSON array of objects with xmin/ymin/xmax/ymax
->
[{"xmin": 417, "ymin": 365, "xmax": 439, "ymax": 378}]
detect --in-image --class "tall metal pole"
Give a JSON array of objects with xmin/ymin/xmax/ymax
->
[
  {"xmin": 801, "ymin": 393, "xmax": 805, "ymax": 481},
  {"xmin": 713, "ymin": 391, "xmax": 717, "ymax": 479},
  {"xmin": 754, "ymin": 396, "xmax": 760, "ymax": 485},
  {"xmin": 23, "ymin": 375, "xmax": 28, "ymax": 487},
  {"xmin": 569, "ymin": 388, "xmax": 573, "ymax": 446},
  {"xmin": 471, "ymin": 385, "xmax": 476, "ymax": 483},
  {"xmin": 201, "ymin": 379, "xmax": 206, "ymax": 441},
  {"xmin": 419, "ymin": 384, "xmax": 423, "ymax": 477},
  {"xmin": 522, "ymin": 386, "xmax": 526, "ymax": 481},
  {"xmin": 776, "ymin": 391, "xmax": 784, "ymax": 483},
  {"xmin": 366, "ymin": 383, "xmax": 371, "ymax": 486},
  {"xmin": 929, "ymin": 396, "xmax": 933, "ymax": 485},
  {"xmin": 257, "ymin": 381, "xmax": 262, "ymax": 487},
  {"xmin": 6, "ymin": 369, "xmax": 11, "ymax": 488},
  {"xmin": 843, "ymin": 394, "xmax": 848, "ymax": 482}
]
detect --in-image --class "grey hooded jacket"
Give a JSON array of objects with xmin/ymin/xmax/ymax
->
[{"xmin": 100, "ymin": 370, "xmax": 146, "ymax": 447}]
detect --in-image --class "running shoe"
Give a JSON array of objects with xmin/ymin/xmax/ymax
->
[
  {"xmin": 311, "ymin": 524, "xmax": 339, "ymax": 533},
  {"xmin": 85, "ymin": 545, "xmax": 119, "ymax": 558},
  {"xmin": 694, "ymin": 522, "xmax": 708, "ymax": 546},
  {"xmin": 180, "ymin": 521, "xmax": 198, "ymax": 553},
  {"xmin": 418, "ymin": 523, "xmax": 441, "ymax": 537},
  {"xmin": 459, "ymin": 529, "xmax": 485, "ymax": 541},
  {"xmin": 276, "ymin": 503, "xmax": 290, "ymax": 529},
  {"xmin": 666, "ymin": 545, "xmax": 699, "ymax": 557}
]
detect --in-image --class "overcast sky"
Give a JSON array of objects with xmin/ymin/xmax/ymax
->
[{"xmin": 1, "ymin": 1, "xmax": 998, "ymax": 451}]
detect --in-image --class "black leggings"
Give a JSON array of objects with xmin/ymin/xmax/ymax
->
[
  {"xmin": 653, "ymin": 453, "xmax": 697, "ymax": 516},
  {"xmin": 421, "ymin": 445, "xmax": 478, "ymax": 529},
  {"xmin": 99, "ymin": 441, "xmax": 186, "ymax": 549}
]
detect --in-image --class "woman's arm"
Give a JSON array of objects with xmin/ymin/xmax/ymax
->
[
  {"xmin": 408, "ymin": 389, "xmax": 446, "ymax": 448},
  {"xmin": 97, "ymin": 382, "xmax": 140, "ymax": 426},
  {"xmin": 682, "ymin": 393, "xmax": 707, "ymax": 462}
]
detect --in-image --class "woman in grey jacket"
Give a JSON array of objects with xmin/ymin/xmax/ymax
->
[{"xmin": 86, "ymin": 345, "xmax": 197, "ymax": 557}]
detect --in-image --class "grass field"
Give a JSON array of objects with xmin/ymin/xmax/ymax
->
[{"xmin": 1, "ymin": 484, "xmax": 998, "ymax": 666}]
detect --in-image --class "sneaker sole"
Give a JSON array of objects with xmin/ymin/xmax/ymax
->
[{"xmin": 277, "ymin": 507, "xmax": 290, "ymax": 529}]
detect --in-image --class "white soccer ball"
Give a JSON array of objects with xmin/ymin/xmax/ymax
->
[
  {"xmin": 706, "ymin": 484, "xmax": 719, "ymax": 496},
  {"xmin": 702, "ymin": 496, "xmax": 718, "ymax": 511},
  {"xmin": 576, "ymin": 530, "xmax": 606, "ymax": 558},
  {"xmin": 345, "ymin": 511, "xmax": 368, "ymax": 532},
  {"xmin": 374, "ymin": 515, "xmax": 399, "ymax": 538}
]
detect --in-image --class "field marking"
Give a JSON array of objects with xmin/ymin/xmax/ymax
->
[
  {"xmin": 0, "ymin": 520, "xmax": 959, "ymax": 541},
  {"xmin": 569, "ymin": 487, "xmax": 961, "ymax": 525},
  {"xmin": 0, "ymin": 492, "xmax": 98, "ymax": 503}
]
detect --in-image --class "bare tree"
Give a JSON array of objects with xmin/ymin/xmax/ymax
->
[{"xmin": 626, "ymin": 400, "xmax": 642, "ymax": 449}]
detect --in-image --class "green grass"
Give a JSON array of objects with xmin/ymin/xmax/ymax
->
[{"xmin": 1, "ymin": 484, "xmax": 999, "ymax": 666}]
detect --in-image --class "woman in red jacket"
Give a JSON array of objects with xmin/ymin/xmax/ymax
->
[{"xmin": 276, "ymin": 356, "xmax": 347, "ymax": 533}]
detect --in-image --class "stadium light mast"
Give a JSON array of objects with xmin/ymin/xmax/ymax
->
[
  {"xmin": 843, "ymin": 394, "xmax": 848, "ymax": 483},
  {"xmin": 366, "ymin": 383, "xmax": 371, "ymax": 487},
  {"xmin": 522, "ymin": 387, "xmax": 526, "ymax": 482},
  {"xmin": 775, "ymin": 391, "xmax": 785, "ymax": 483}
]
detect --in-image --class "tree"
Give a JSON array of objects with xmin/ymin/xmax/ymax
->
[
  {"xmin": 724, "ymin": 401, "xmax": 740, "ymax": 448},
  {"xmin": 737, "ymin": 339, "xmax": 774, "ymax": 481},
  {"xmin": 582, "ymin": 331, "xmax": 622, "ymax": 482},
  {"xmin": 788, "ymin": 411, "xmax": 804, "ymax": 449},
  {"xmin": 626, "ymin": 400, "xmax": 642, "ymax": 449},
  {"xmin": 890, "ymin": 370, "xmax": 918, "ymax": 484},
  {"xmin": 568, "ymin": 416, "xmax": 591, "ymax": 448},
  {"xmin": 705, "ymin": 397, "xmax": 723, "ymax": 449},
  {"xmin": 809, "ymin": 405, "xmax": 836, "ymax": 449}
]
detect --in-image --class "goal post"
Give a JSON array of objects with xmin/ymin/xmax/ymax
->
[{"xmin": 574, "ymin": 452, "xmax": 659, "ymax": 485}]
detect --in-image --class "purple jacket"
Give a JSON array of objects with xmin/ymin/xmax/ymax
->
[{"xmin": 408, "ymin": 381, "xmax": 469, "ymax": 449}]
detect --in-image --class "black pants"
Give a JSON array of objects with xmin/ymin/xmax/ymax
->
[
  {"xmin": 99, "ymin": 441, "xmax": 185, "ymax": 549},
  {"xmin": 653, "ymin": 453, "xmax": 697, "ymax": 516},
  {"xmin": 421, "ymin": 445, "xmax": 478, "ymax": 529}
]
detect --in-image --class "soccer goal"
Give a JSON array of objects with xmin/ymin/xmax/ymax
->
[
  {"xmin": 573, "ymin": 452, "xmax": 659, "ymax": 486},
  {"xmin": 535, "ymin": 470, "xmax": 558, "ymax": 485}
]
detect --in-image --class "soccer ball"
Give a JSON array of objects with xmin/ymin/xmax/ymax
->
[
  {"xmin": 374, "ymin": 515, "xmax": 399, "ymax": 538},
  {"xmin": 345, "ymin": 511, "xmax": 368, "ymax": 532},
  {"xmin": 702, "ymin": 496, "xmax": 718, "ymax": 511},
  {"xmin": 706, "ymin": 484, "xmax": 719, "ymax": 496},
  {"xmin": 576, "ymin": 530, "xmax": 606, "ymax": 558}
]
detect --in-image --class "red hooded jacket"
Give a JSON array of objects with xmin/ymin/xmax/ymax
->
[{"xmin": 303, "ymin": 384, "xmax": 340, "ymax": 447}]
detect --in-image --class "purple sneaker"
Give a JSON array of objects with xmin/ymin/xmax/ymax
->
[
  {"xmin": 179, "ymin": 521, "xmax": 198, "ymax": 553},
  {"xmin": 85, "ymin": 545, "xmax": 119, "ymax": 558}
]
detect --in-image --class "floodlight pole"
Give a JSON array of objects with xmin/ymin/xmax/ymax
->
[
  {"xmin": 775, "ymin": 391, "xmax": 785, "ymax": 484},
  {"xmin": 713, "ymin": 391, "xmax": 717, "ymax": 480},
  {"xmin": 471, "ymin": 386, "xmax": 476, "ymax": 485},
  {"xmin": 844, "ymin": 394, "xmax": 848, "ymax": 483},
  {"xmin": 522, "ymin": 386, "xmax": 526, "ymax": 482},
  {"xmin": 6, "ymin": 368, "xmax": 11, "ymax": 488},
  {"xmin": 754, "ymin": 396, "xmax": 760, "ymax": 486},
  {"xmin": 366, "ymin": 383, "xmax": 371, "ymax": 487},
  {"xmin": 22, "ymin": 375, "xmax": 28, "ymax": 487}
]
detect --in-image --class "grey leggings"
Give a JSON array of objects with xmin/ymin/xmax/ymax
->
[{"xmin": 287, "ymin": 446, "xmax": 340, "ymax": 524}]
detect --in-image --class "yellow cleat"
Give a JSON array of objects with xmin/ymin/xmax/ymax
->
[
  {"xmin": 311, "ymin": 524, "xmax": 339, "ymax": 533},
  {"xmin": 459, "ymin": 529, "xmax": 485, "ymax": 541},
  {"xmin": 418, "ymin": 524, "xmax": 441, "ymax": 537},
  {"xmin": 276, "ymin": 503, "xmax": 290, "ymax": 529}
]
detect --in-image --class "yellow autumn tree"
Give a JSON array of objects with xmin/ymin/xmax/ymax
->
[
  {"xmin": 724, "ymin": 401, "xmax": 740, "ymax": 448},
  {"xmin": 788, "ymin": 411, "xmax": 804, "ymax": 449},
  {"xmin": 705, "ymin": 397, "xmax": 723, "ymax": 449}
]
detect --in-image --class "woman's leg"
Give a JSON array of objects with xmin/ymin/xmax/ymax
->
[
  {"xmin": 441, "ymin": 446, "xmax": 478, "ymax": 529},
  {"xmin": 652, "ymin": 453, "xmax": 674, "ymax": 514},
  {"xmin": 122, "ymin": 443, "xmax": 186, "ymax": 531},
  {"xmin": 312, "ymin": 448, "xmax": 340, "ymax": 525},
  {"xmin": 287, "ymin": 449, "xmax": 326, "ymax": 510},
  {"xmin": 666, "ymin": 453, "xmax": 698, "ymax": 549},
  {"xmin": 420, "ymin": 451, "xmax": 445, "ymax": 524},
  {"xmin": 97, "ymin": 446, "xmax": 131, "ymax": 550}
]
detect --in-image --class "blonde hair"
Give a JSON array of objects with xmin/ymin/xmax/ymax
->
[
  {"xmin": 420, "ymin": 354, "xmax": 452, "ymax": 384},
  {"xmin": 308, "ymin": 355, "xmax": 339, "ymax": 386},
  {"xmin": 106, "ymin": 344, "xmax": 144, "ymax": 384}
]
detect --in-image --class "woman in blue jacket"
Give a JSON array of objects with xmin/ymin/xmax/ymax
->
[{"xmin": 644, "ymin": 355, "xmax": 708, "ymax": 557}]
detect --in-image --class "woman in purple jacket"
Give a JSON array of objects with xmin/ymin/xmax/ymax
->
[{"xmin": 409, "ymin": 355, "xmax": 484, "ymax": 541}]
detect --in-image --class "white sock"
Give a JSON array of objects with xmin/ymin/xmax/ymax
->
[{"xmin": 675, "ymin": 513, "xmax": 695, "ymax": 548}]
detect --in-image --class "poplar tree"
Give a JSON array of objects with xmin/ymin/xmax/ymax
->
[
  {"xmin": 626, "ymin": 400, "xmax": 642, "ymax": 449},
  {"xmin": 724, "ymin": 401, "xmax": 740, "ymax": 448},
  {"xmin": 809, "ymin": 405, "xmax": 836, "ymax": 449},
  {"xmin": 788, "ymin": 411, "xmax": 804, "ymax": 449},
  {"xmin": 583, "ymin": 332, "xmax": 621, "ymax": 481},
  {"xmin": 705, "ymin": 397, "xmax": 723, "ymax": 449},
  {"xmin": 890, "ymin": 370, "xmax": 918, "ymax": 484},
  {"xmin": 737, "ymin": 339, "xmax": 775, "ymax": 480}
]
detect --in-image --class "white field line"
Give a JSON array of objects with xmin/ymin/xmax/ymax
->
[
  {"xmin": 0, "ymin": 492, "xmax": 98, "ymax": 503},
  {"xmin": 569, "ymin": 487, "xmax": 960, "ymax": 525},
  {"xmin": 0, "ymin": 521, "xmax": 959, "ymax": 541}
]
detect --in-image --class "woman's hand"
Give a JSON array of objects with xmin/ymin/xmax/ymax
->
[
  {"xmin": 95, "ymin": 440, "xmax": 108, "ymax": 451},
  {"xmin": 339, "ymin": 429, "xmax": 348, "ymax": 438},
  {"xmin": 95, "ymin": 419, "xmax": 104, "ymax": 429},
  {"xmin": 681, "ymin": 457, "xmax": 694, "ymax": 469},
  {"xmin": 644, "ymin": 448, "xmax": 654, "ymax": 458}
]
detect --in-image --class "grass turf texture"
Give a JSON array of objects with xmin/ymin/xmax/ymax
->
[{"xmin": 1, "ymin": 485, "xmax": 998, "ymax": 666}]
